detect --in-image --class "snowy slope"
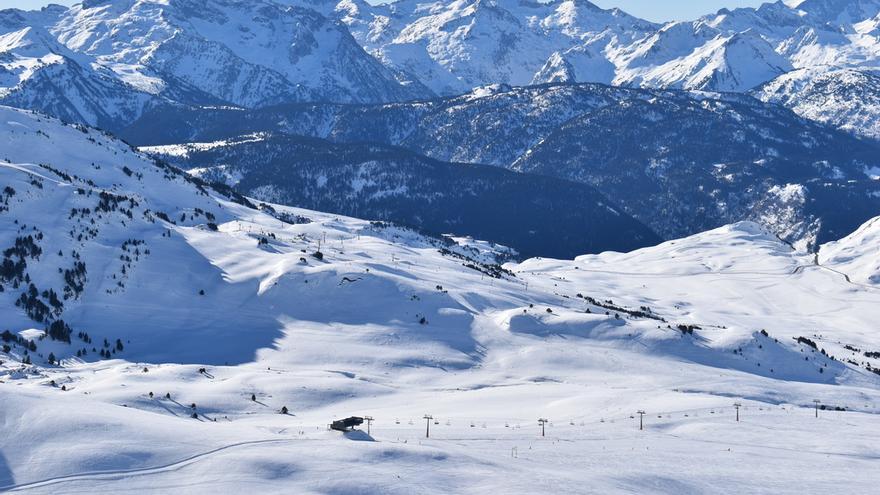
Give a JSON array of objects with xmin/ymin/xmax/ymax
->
[
  {"xmin": 819, "ymin": 215, "xmax": 880, "ymax": 285},
  {"xmin": 1, "ymin": 104, "xmax": 880, "ymax": 493}
]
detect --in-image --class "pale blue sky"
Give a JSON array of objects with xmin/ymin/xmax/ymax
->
[{"xmin": 5, "ymin": 0, "xmax": 770, "ymax": 23}]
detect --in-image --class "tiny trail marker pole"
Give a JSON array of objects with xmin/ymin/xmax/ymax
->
[
  {"xmin": 814, "ymin": 399, "xmax": 821, "ymax": 418},
  {"xmin": 538, "ymin": 418, "xmax": 548, "ymax": 437},
  {"xmin": 637, "ymin": 410, "xmax": 646, "ymax": 431},
  {"xmin": 424, "ymin": 415, "xmax": 433, "ymax": 438},
  {"xmin": 364, "ymin": 416, "xmax": 374, "ymax": 435},
  {"xmin": 734, "ymin": 403, "xmax": 742, "ymax": 422}
]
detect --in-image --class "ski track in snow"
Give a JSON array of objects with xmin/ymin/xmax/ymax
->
[{"xmin": 1, "ymin": 439, "xmax": 292, "ymax": 492}]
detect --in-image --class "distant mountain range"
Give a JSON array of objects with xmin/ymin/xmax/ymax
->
[
  {"xmin": 1, "ymin": 0, "xmax": 879, "ymax": 256},
  {"xmin": 334, "ymin": 0, "xmax": 878, "ymax": 92},
  {"xmin": 305, "ymin": 0, "xmax": 880, "ymax": 138},
  {"xmin": 1, "ymin": 0, "xmax": 878, "ymax": 137}
]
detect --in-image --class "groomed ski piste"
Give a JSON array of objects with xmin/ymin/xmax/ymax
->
[{"xmin": 1, "ymin": 105, "xmax": 880, "ymax": 493}]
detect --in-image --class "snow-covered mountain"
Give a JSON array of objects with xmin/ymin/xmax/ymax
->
[
  {"xmin": 756, "ymin": 67, "xmax": 880, "ymax": 140},
  {"xmin": 1, "ymin": 0, "xmax": 878, "ymax": 141},
  {"xmin": 322, "ymin": 0, "xmax": 657, "ymax": 95},
  {"xmin": 0, "ymin": 0, "xmax": 431, "ymax": 128},
  {"xmin": 122, "ymin": 83, "xmax": 880, "ymax": 248},
  {"xmin": 0, "ymin": 22, "xmax": 155, "ymax": 130},
  {"xmin": 604, "ymin": 0, "xmax": 880, "ymax": 91},
  {"xmin": 303, "ymin": 0, "xmax": 880, "ymax": 97},
  {"xmin": 2, "ymin": 102, "xmax": 880, "ymax": 493},
  {"xmin": 613, "ymin": 27, "xmax": 794, "ymax": 92},
  {"xmin": 55, "ymin": 0, "xmax": 430, "ymax": 104},
  {"xmin": 306, "ymin": 0, "xmax": 657, "ymax": 95}
]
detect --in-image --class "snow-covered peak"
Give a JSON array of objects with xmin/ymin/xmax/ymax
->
[
  {"xmin": 0, "ymin": 26, "xmax": 72, "ymax": 96},
  {"xmin": 0, "ymin": 24, "xmax": 91, "ymax": 67},
  {"xmin": 538, "ymin": 0, "xmax": 656, "ymax": 35},
  {"xmin": 0, "ymin": 25, "xmax": 60, "ymax": 58},
  {"xmin": 322, "ymin": 0, "xmax": 658, "ymax": 94},
  {"xmin": 0, "ymin": 22, "xmax": 153, "ymax": 128},
  {"xmin": 50, "ymin": 0, "xmax": 429, "ymax": 106},
  {"xmin": 0, "ymin": 0, "xmax": 432, "ymax": 129},
  {"xmin": 616, "ymin": 28, "xmax": 794, "ymax": 92},
  {"xmin": 312, "ymin": 0, "xmax": 879, "ymax": 97}
]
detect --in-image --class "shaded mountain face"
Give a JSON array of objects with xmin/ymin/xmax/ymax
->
[
  {"xmin": 143, "ymin": 134, "xmax": 661, "ymax": 259},
  {"xmin": 121, "ymin": 82, "xmax": 880, "ymax": 249},
  {"xmin": 510, "ymin": 96, "xmax": 880, "ymax": 246}
]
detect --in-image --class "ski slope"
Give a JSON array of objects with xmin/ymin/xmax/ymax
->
[{"xmin": 1, "ymin": 105, "xmax": 880, "ymax": 493}]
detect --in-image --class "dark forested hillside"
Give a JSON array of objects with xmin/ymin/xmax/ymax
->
[{"xmin": 148, "ymin": 134, "xmax": 660, "ymax": 258}]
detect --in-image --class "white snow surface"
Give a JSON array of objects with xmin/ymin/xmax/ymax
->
[
  {"xmin": 819, "ymin": 215, "xmax": 880, "ymax": 285},
  {"xmin": 1, "ymin": 105, "xmax": 880, "ymax": 492}
]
